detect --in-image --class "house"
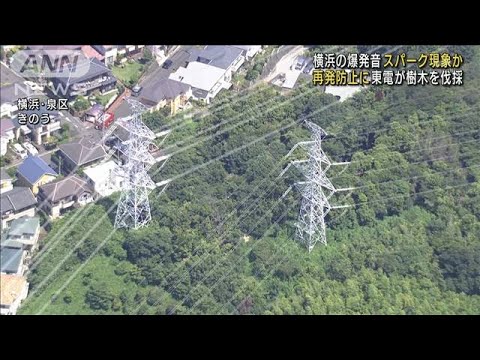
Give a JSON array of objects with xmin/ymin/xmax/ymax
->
[
  {"xmin": 169, "ymin": 62, "xmax": 231, "ymax": 104},
  {"xmin": 139, "ymin": 78, "xmax": 192, "ymax": 115},
  {"xmin": 81, "ymin": 45, "xmax": 104, "ymax": 62},
  {"xmin": 83, "ymin": 160, "xmax": 125, "ymax": 197},
  {"xmin": 188, "ymin": 46, "xmax": 245, "ymax": 74},
  {"xmin": 1, "ymin": 216, "xmax": 40, "ymax": 252},
  {"xmin": 0, "ymin": 187, "xmax": 37, "ymax": 229},
  {"xmin": 0, "ymin": 247, "xmax": 26, "ymax": 275},
  {"xmin": 232, "ymin": 45, "xmax": 262, "ymax": 60},
  {"xmin": 93, "ymin": 45, "xmax": 145, "ymax": 66},
  {"xmin": 16, "ymin": 155, "xmax": 58, "ymax": 194},
  {"xmin": 0, "ymin": 118, "xmax": 17, "ymax": 143},
  {"xmin": 0, "ymin": 273, "xmax": 29, "ymax": 315},
  {"xmin": 84, "ymin": 104, "xmax": 105, "ymax": 123},
  {"xmin": 0, "ymin": 168, "xmax": 13, "ymax": 194},
  {"xmin": 13, "ymin": 107, "xmax": 62, "ymax": 145},
  {"xmin": 50, "ymin": 58, "xmax": 117, "ymax": 99},
  {"xmin": 38, "ymin": 175, "xmax": 94, "ymax": 218},
  {"xmin": 55, "ymin": 137, "xmax": 106, "ymax": 175}
]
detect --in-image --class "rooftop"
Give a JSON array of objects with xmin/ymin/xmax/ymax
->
[
  {"xmin": 7, "ymin": 216, "xmax": 40, "ymax": 237},
  {"xmin": 1, "ymin": 118, "xmax": 16, "ymax": 136},
  {"xmin": 55, "ymin": 58, "xmax": 114, "ymax": 86},
  {"xmin": 139, "ymin": 78, "xmax": 190, "ymax": 105},
  {"xmin": 39, "ymin": 175, "xmax": 92, "ymax": 203},
  {"xmin": 188, "ymin": 46, "xmax": 243, "ymax": 70},
  {"xmin": 0, "ymin": 168, "xmax": 12, "ymax": 182},
  {"xmin": 0, "ymin": 63, "xmax": 25, "ymax": 86},
  {"xmin": 0, "ymin": 273, "xmax": 27, "ymax": 306},
  {"xmin": 58, "ymin": 137, "xmax": 106, "ymax": 166},
  {"xmin": 0, "ymin": 187, "xmax": 37, "ymax": 215},
  {"xmin": 0, "ymin": 247, "xmax": 23, "ymax": 273},
  {"xmin": 83, "ymin": 160, "xmax": 121, "ymax": 184},
  {"xmin": 169, "ymin": 62, "xmax": 226, "ymax": 92},
  {"xmin": 17, "ymin": 155, "xmax": 58, "ymax": 185}
]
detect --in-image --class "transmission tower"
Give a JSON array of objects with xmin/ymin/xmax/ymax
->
[
  {"xmin": 279, "ymin": 120, "xmax": 353, "ymax": 252},
  {"xmin": 114, "ymin": 99, "xmax": 156, "ymax": 229}
]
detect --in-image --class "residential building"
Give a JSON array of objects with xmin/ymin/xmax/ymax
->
[
  {"xmin": 83, "ymin": 160, "xmax": 125, "ymax": 197},
  {"xmin": 0, "ymin": 118, "xmax": 17, "ymax": 143},
  {"xmin": 92, "ymin": 45, "xmax": 145, "ymax": 66},
  {"xmin": 188, "ymin": 46, "xmax": 245, "ymax": 74},
  {"xmin": 38, "ymin": 175, "xmax": 94, "ymax": 218},
  {"xmin": 16, "ymin": 155, "xmax": 58, "ymax": 194},
  {"xmin": 13, "ymin": 107, "xmax": 62, "ymax": 146},
  {"xmin": 0, "ymin": 168, "xmax": 13, "ymax": 194},
  {"xmin": 1, "ymin": 216, "xmax": 40, "ymax": 252},
  {"xmin": 0, "ymin": 247, "xmax": 26, "ymax": 275},
  {"xmin": 0, "ymin": 273, "xmax": 29, "ymax": 315},
  {"xmin": 232, "ymin": 45, "xmax": 262, "ymax": 60},
  {"xmin": 169, "ymin": 62, "xmax": 231, "ymax": 104},
  {"xmin": 50, "ymin": 58, "xmax": 117, "ymax": 99},
  {"xmin": 84, "ymin": 104, "xmax": 105, "ymax": 123},
  {"xmin": 139, "ymin": 78, "xmax": 192, "ymax": 115},
  {"xmin": 0, "ymin": 187, "xmax": 37, "ymax": 229},
  {"xmin": 55, "ymin": 137, "xmax": 106, "ymax": 175}
]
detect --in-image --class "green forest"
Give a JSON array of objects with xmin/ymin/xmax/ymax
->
[{"xmin": 19, "ymin": 45, "xmax": 480, "ymax": 315}]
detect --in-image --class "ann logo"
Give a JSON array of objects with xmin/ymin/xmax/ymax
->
[{"xmin": 19, "ymin": 53, "xmax": 79, "ymax": 74}]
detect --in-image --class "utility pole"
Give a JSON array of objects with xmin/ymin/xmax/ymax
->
[
  {"xmin": 279, "ymin": 120, "xmax": 353, "ymax": 252},
  {"xmin": 114, "ymin": 99, "xmax": 156, "ymax": 229}
]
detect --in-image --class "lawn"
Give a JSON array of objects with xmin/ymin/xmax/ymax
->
[{"xmin": 112, "ymin": 61, "xmax": 144, "ymax": 87}]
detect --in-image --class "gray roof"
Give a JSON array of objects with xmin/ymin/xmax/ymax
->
[
  {"xmin": 188, "ymin": 46, "xmax": 243, "ymax": 70},
  {"xmin": 0, "ymin": 84, "xmax": 25, "ymax": 105},
  {"xmin": 0, "ymin": 63, "xmax": 24, "ymax": 86},
  {"xmin": 140, "ymin": 78, "xmax": 190, "ymax": 106},
  {"xmin": 59, "ymin": 137, "xmax": 106, "ymax": 166},
  {"xmin": 7, "ymin": 216, "xmax": 39, "ymax": 237},
  {"xmin": 39, "ymin": 175, "xmax": 92, "ymax": 203},
  {"xmin": 1, "ymin": 168, "xmax": 12, "ymax": 182},
  {"xmin": 55, "ymin": 58, "xmax": 114, "ymax": 86},
  {"xmin": 0, "ymin": 187, "xmax": 37, "ymax": 215},
  {"xmin": 0, "ymin": 247, "xmax": 23, "ymax": 273},
  {"xmin": 0, "ymin": 237, "xmax": 24, "ymax": 249}
]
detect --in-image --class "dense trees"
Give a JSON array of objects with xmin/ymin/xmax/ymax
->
[{"xmin": 19, "ymin": 46, "xmax": 480, "ymax": 315}]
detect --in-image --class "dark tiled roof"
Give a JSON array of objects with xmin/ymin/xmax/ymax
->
[
  {"xmin": 17, "ymin": 155, "xmax": 57, "ymax": 185},
  {"xmin": 0, "ymin": 187, "xmax": 37, "ymax": 215},
  {"xmin": 39, "ymin": 175, "xmax": 92, "ymax": 203},
  {"xmin": 188, "ymin": 46, "xmax": 243, "ymax": 70},
  {"xmin": 59, "ymin": 137, "xmax": 106, "ymax": 166},
  {"xmin": 0, "ymin": 247, "xmax": 23, "ymax": 273},
  {"xmin": 55, "ymin": 58, "xmax": 114, "ymax": 86},
  {"xmin": 140, "ymin": 78, "xmax": 190, "ymax": 105}
]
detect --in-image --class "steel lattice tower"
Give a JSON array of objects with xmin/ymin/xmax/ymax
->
[
  {"xmin": 280, "ymin": 121, "xmax": 353, "ymax": 252},
  {"xmin": 114, "ymin": 100, "xmax": 156, "ymax": 230}
]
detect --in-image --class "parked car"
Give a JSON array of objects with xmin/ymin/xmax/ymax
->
[
  {"xmin": 303, "ymin": 62, "xmax": 315, "ymax": 74},
  {"xmin": 23, "ymin": 142, "xmax": 39, "ymax": 156},
  {"xmin": 162, "ymin": 59, "xmax": 173, "ymax": 69},
  {"xmin": 132, "ymin": 85, "xmax": 142, "ymax": 97},
  {"xmin": 13, "ymin": 143, "xmax": 28, "ymax": 159},
  {"xmin": 24, "ymin": 80, "xmax": 44, "ymax": 92}
]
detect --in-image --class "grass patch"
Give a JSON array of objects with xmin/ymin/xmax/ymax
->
[{"xmin": 112, "ymin": 61, "xmax": 144, "ymax": 87}]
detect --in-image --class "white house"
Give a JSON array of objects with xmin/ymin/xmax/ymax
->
[
  {"xmin": 83, "ymin": 160, "xmax": 125, "ymax": 197},
  {"xmin": 232, "ymin": 45, "xmax": 262, "ymax": 60},
  {"xmin": 169, "ymin": 62, "xmax": 231, "ymax": 104},
  {"xmin": 0, "ymin": 274, "xmax": 29, "ymax": 315},
  {"xmin": 1, "ymin": 135, "xmax": 8, "ymax": 156}
]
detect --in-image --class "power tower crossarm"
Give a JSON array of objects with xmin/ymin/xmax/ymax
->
[
  {"xmin": 114, "ymin": 99, "xmax": 159, "ymax": 230},
  {"xmin": 281, "ymin": 120, "xmax": 353, "ymax": 252}
]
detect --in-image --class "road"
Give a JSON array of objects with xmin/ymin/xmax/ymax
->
[{"xmin": 263, "ymin": 46, "xmax": 309, "ymax": 83}]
